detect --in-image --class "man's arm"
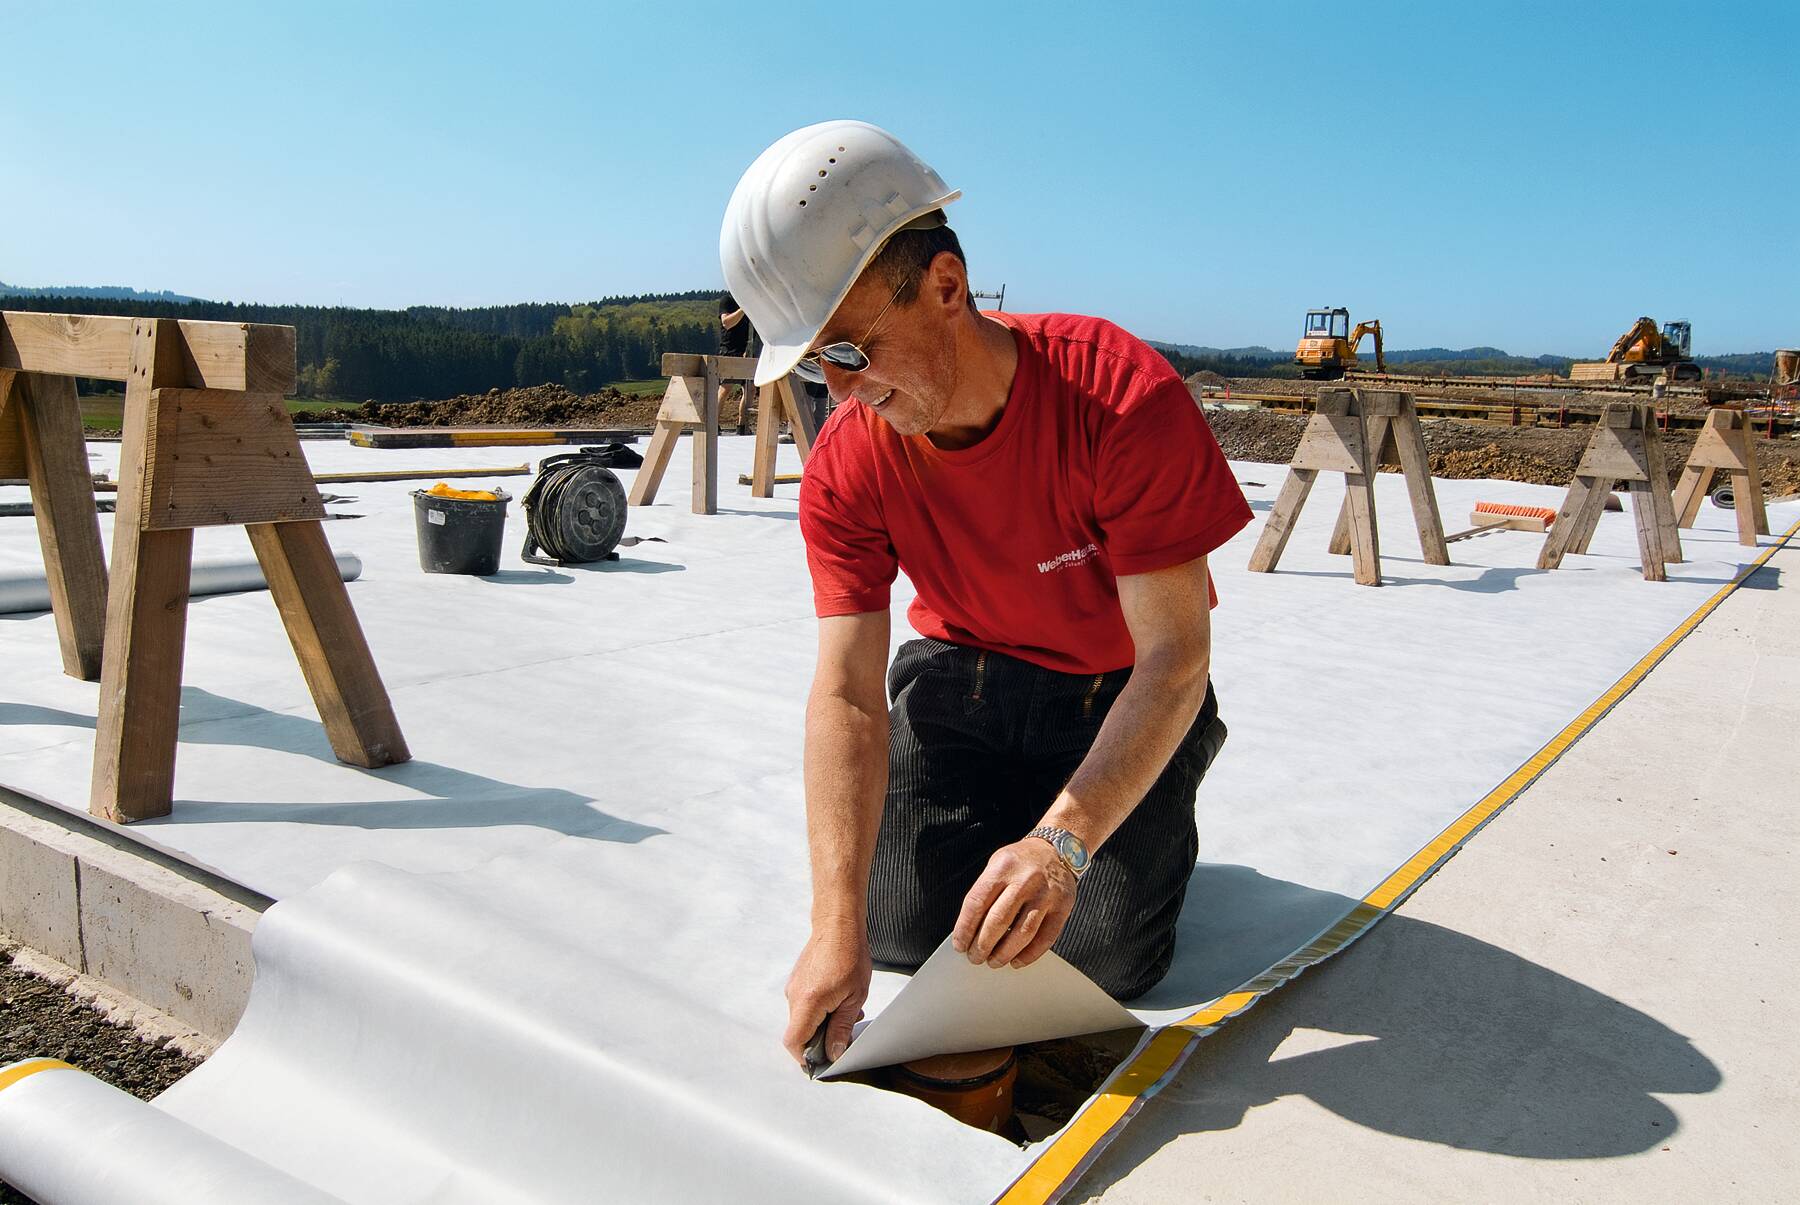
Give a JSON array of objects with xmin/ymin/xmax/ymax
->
[
  {"xmin": 952, "ymin": 555, "xmax": 1212, "ymax": 969},
  {"xmin": 782, "ymin": 609, "xmax": 891, "ymax": 1065},
  {"xmin": 721, "ymin": 307, "xmax": 746, "ymax": 328}
]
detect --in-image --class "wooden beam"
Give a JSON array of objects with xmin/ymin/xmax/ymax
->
[
  {"xmin": 1246, "ymin": 468, "xmax": 1319, "ymax": 573},
  {"xmin": 139, "ymin": 388, "xmax": 325, "ymax": 529},
  {"xmin": 749, "ymin": 383, "xmax": 781, "ymax": 498},
  {"xmin": 0, "ymin": 371, "xmax": 25, "ymax": 478},
  {"xmin": 658, "ymin": 375, "xmax": 705, "ymax": 427},
  {"xmin": 692, "ymin": 359, "xmax": 720, "ymax": 515},
  {"xmin": 1574, "ymin": 426, "xmax": 1651, "ymax": 481},
  {"xmin": 0, "ymin": 312, "xmax": 296, "ymax": 394},
  {"xmin": 661, "ymin": 352, "xmax": 758, "ymax": 381},
  {"xmin": 1392, "ymin": 403, "xmax": 1450, "ymax": 565},
  {"xmin": 1538, "ymin": 475, "xmax": 1607, "ymax": 569},
  {"xmin": 247, "ymin": 520, "xmax": 409, "ymax": 769},
  {"xmin": 1627, "ymin": 480, "xmax": 1668, "ymax": 582},
  {"xmin": 627, "ymin": 422, "xmax": 681, "ymax": 506},
  {"xmin": 17, "ymin": 373, "xmax": 109, "ymax": 679},
  {"xmin": 91, "ymin": 319, "xmax": 194, "ymax": 821},
  {"xmin": 778, "ymin": 376, "xmax": 817, "ymax": 458},
  {"xmin": 1639, "ymin": 414, "xmax": 1682, "ymax": 565},
  {"xmin": 346, "ymin": 428, "xmax": 639, "ymax": 450}
]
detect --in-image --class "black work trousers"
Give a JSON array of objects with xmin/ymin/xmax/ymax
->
[{"xmin": 866, "ymin": 638, "xmax": 1225, "ymax": 1000}]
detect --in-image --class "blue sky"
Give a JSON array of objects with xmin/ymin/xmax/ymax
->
[{"xmin": 2, "ymin": 1, "xmax": 1789, "ymax": 356}]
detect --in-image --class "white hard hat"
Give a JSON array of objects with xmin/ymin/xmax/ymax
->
[{"xmin": 720, "ymin": 120, "xmax": 961, "ymax": 385}]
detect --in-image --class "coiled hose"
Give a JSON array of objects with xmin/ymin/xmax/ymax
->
[{"xmin": 520, "ymin": 449, "xmax": 629, "ymax": 566}]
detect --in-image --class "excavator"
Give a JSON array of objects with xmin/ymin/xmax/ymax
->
[
  {"xmin": 1570, "ymin": 317, "xmax": 1702, "ymax": 383},
  {"xmin": 1293, "ymin": 307, "xmax": 1385, "ymax": 379}
]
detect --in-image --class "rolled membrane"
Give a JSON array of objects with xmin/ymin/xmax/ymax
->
[
  {"xmin": 0, "ymin": 1060, "xmax": 344, "ymax": 1205},
  {"xmin": 0, "ymin": 553, "xmax": 363, "ymax": 615}
]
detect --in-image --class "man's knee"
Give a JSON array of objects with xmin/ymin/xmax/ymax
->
[
  {"xmin": 1056, "ymin": 915, "xmax": 1179, "ymax": 1001},
  {"xmin": 866, "ymin": 895, "xmax": 953, "ymax": 971}
]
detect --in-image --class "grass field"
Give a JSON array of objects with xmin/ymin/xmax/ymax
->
[{"xmin": 604, "ymin": 379, "xmax": 668, "ymax": 397}]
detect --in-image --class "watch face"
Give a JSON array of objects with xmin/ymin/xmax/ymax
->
[{"xmin": 1058, "ymin": 833, "xmax": 1090, "ymax": 873}]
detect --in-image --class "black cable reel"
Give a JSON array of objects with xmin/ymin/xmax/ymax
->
[{"xmin": 520, "ymin": 447, "xmax": 631, "ymax": 567}]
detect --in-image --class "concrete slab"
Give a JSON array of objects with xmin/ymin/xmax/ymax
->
[
  {"xmin": 0, "ymin": 809, "xmax": 81, "ymax": 967},
  {"xmin": 0, "ymin": 791, "xmax": 265, "ymax": 1044},
  {"xmin": 1084, "ymin": 542, "xmax": 1800, "ymax": 1202}
]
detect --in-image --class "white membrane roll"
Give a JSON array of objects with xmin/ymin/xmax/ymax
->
[{"xmin": 0, "ymin": 1061, "xmax": 343, "ymax": 1205}]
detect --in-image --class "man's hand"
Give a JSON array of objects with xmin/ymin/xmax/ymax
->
[
  {"xmin": 783, "ymin": 923, "xmax": 872, "ymax": 1067},
  {"xmin": 952, "ymin": 838, "xmax": 1077, "ymax": 969}
]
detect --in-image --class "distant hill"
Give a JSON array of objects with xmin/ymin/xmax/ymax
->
[
  {"xmin": 1150, "ymin": 341, "xmax": 1287, "ymax": 362},
  {"xmin": 0, "ymin": 280, "xmax": 204, "ymax": 304}
]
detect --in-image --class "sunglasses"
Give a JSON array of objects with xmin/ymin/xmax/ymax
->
[{"xmin": 794, "ymin": 275, "xmax": 910, "ymax": 385}]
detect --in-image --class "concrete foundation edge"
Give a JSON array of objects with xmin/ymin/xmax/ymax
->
[{"xmin": 0, "ymin": 787, "xmax": 267, "ymax": 1046}]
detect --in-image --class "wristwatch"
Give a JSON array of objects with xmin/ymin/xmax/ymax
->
[{"xmin": 1027, "ymin": 826, "xmax": 1091, "ymax": 879}]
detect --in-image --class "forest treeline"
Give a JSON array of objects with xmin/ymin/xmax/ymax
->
[
  {"xmin": 2, "ymin": 290, "xmax": 1776, "ymax": 396},
  {"xmin": 0, "ymin": 292, "xmax": 729, "ymax": 401}
]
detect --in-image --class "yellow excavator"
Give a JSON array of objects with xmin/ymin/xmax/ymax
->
[
  {"xmin": 1570, "ymin": 317, "xmax": 1701, "ymax": 383},
  {"xmin": 1293, "ymin": 307, "xmax": 1385, "ymax": 379}
]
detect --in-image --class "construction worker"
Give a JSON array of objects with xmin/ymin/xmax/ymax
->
[
  {"xmin": 720, "ymin": 121, "xmax": 1252, "ymax": 1068},
  {"xmin": 718, "ymin": 291, "xmax": 755, "ymax": 434}
]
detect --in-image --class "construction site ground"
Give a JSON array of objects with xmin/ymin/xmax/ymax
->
[{"xmin": 1, "ymin": 432, "xmax": 1794, "ymax": 1202}]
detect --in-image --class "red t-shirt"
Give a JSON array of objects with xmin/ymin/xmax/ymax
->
[{"xmin": 799, "ymin": 312, "xmax": 1252, "ymax": 674}]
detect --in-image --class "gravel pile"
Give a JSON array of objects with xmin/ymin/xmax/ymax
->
[{"xmin": 1202, "ymin": 407, "xmax": 1306, "ymax": 463}]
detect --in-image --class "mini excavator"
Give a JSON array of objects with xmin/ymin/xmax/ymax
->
[{"xmin": 1293, "ymin": 307, "xmax": 1385, "ymax": 380}]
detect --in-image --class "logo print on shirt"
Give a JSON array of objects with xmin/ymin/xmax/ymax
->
[{"xmin": 1037, "ymin": 543, "xmax": 1099, "ymax": 574}]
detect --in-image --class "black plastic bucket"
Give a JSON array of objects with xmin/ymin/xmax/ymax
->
[{"xmin": 412, "ymin": 488, "xmax": 510, "ymax": 575}]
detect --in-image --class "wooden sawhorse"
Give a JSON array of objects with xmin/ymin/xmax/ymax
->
[
  {"xmin": 1538, "ymin": 403, "xmax": 1682, "ymax": 580},
  {"xmin": 628, "ymin": 353, "xmax": 816, "ymax": 512},
  {"xmin": 1671, "ymin": 408, "xmax": 1768, "ymax": 546},
  {"xmin": 1247, "ymin": 389, "xmax": 1449, "ymax": 586},
  {"xmin": 628, "ymin": 353, "xmax": 750, "ymax": 515},
  {"xmin": 1, "ymin": 311, "xmax": 409, "ymax": 822},
  {"xmin": 747, "ymin": 374, "xmax": 817, "ymax": 498}
]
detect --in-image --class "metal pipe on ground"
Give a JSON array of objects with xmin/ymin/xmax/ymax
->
[
  {"xmin": 60, "ymin": 465, "xmax": 532, "ymax": 491},
  {"xmin": 0, "ymin": 553, "xmax": 362, "ymax": 615}
]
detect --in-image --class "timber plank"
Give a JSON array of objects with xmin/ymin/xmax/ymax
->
[
  {"xmin": 247, "ymin": 520, "xmax": 409, "ymax": 768},
  {"xmin": 141, "ymin": 388, "xmax": 324, "ymax": 529},
  {"xmin": 750, "ymin": 383, "xmax": 781, "ymax": 498},
  {"xmin": 693, "ymin": 360, "xmax": 720, "ymax": 515},
  {"xmin": 346, "ymin": 427, "xmax": 640, "ymax": 449},
  {"xmin": 91, "ymin": 318, "xmax": 193, "ymax": 821},
  {"xmin": 0, "ymin": 312, "xmax": 295, "ymax": 393},
  {"xmin": 17, "ymin": 373, "xmax": 108, "ymax": 678}
]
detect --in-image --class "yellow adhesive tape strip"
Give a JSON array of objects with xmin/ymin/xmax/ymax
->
[
  {"xmin": 0, "ymin": 1058, "xmax": 75, "ymax": 1094},
  {"xmin": 998, "ymin": 517, "xmax": 1800, "ymax": 1205}
]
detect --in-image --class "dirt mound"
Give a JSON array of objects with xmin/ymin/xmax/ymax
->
[
  {"xmin": 348, "ymin": 383, "xmax": 670, "ymax": 430},
  {"xmin": 1426, "ymin": 442, "xmax": 1571, "ymax": 485},
  {"xmin": 1202, "ymin": 407, "xmax": 1306, "ymax": 463},
  {"xmin": 1183, "ymin": 370, "xmax": 1230, "ymax": 394}
]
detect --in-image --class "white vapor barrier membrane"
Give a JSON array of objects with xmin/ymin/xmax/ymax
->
[
  {"xmin": 0, "ymin": 435, "xmax": 1792, "ymax": 1202},
  {"xmin": 822, "ymin": 938, "xmax": 1141, "ymax": 1078}
]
